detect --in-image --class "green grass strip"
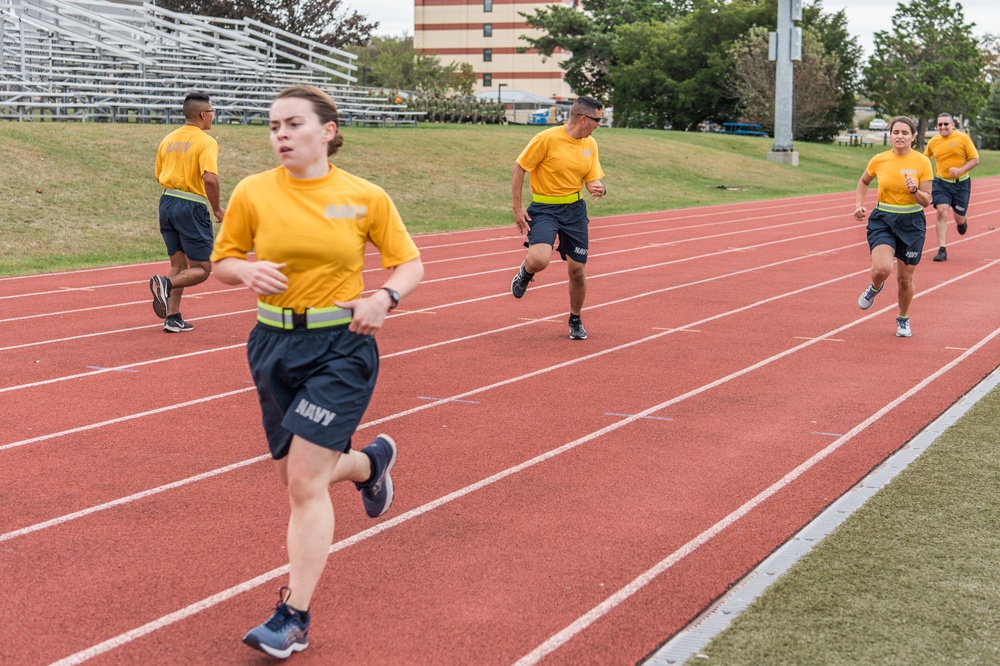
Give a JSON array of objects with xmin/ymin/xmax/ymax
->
[{"xmin": 690, "ymin": 381, "xmax": 1000, "ymax": 665}]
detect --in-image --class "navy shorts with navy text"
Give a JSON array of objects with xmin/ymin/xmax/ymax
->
[
  {"xmin": 930, "ymin": 178, "xmax": 971, "ymax": 216},
  {"xmin": 247, "ymin": 323, "xmax": 379, "ymax": 459},
  {"xmin": 866, "ymin": 208, "xmax": 926, "ymax": 266},
  {"xmin": 158, "ymin": 194, "xmax": 214, "ymax": 262},
  {"xmin": 526, "ymin": 199, "xmax": 590, "ymax": 263}
]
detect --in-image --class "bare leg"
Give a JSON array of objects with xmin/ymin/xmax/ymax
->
[{"xmin": 276, "ymin": 436, "xmax": 372, "ymax": 612}]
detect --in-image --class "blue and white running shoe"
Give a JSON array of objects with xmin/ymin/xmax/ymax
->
[{"xmin": 243, "ymin": 587, "xmax": 309, "ymax": 659}]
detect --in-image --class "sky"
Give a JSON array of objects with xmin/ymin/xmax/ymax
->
[{"xmin": 343, "ymin": 0, "xmax": 1000, "ymax": 55}]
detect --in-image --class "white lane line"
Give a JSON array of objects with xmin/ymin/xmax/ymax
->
[
  {"xmin": 0, "ymin": 287, "xmax": 244, "ymax": 322},
  {"xmin": 46, "ymin": 304, "xmax": 1000, "ymax": 666},
  {"xmin": 0, "ymin": 387, "xmax": 255, "ymax": 453},
  {"xmin": 0, "ymin": 344, "xmax": 248, "ymax": 393},
  {"xmin": 514, "ymin": 325, "xmax": 1000, "ymax": 666}
]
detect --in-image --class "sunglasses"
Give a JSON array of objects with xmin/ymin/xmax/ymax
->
[{"xmin": 579, "ymin": 113, "xmax": 602, "ymax": 123}]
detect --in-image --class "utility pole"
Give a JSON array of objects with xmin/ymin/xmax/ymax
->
[{"xmin": 767, "ymin": 0, "xmax": 802, "ymax": 166}]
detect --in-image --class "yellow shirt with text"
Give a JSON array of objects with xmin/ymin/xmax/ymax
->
[
  {"xmin": 154, "ymin": 125, "xmax": 219, "ymax": 197},
  {"xmin": 211, "ymin": 165, "xmax": 420, "ymax": 313},
  {"xmin": 923, "ymin": 130, "xmax": 978, "ymax": 179},
  {"xmin": 516, "ymin": 125, "xmax": 604, "ymax": 197},
  {"xmin": 865, "ymin": 150, "xmax": 933, "ymax": 206}
]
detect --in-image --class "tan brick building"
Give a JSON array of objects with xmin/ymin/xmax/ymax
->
[{"xmin": 414, "ymin": 0, "xmax": 574, "ymax": 99}]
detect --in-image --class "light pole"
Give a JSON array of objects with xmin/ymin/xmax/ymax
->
[
  {"xmin": 767, "ymin": 0, "xmax": 801, "ymax": 166},
  {"xmin": 497, "ymin": 82, "xmax": 507, "ymax": 103},
  {"xmin": 361, "ymin": 66, "xmax": 371, "ymax": 87}
]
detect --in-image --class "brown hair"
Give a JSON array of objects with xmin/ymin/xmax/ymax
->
[
  {"xmin": 274, "ymin": 85, "xmax": 344, "ymax": 156},
  {"xmin": 889, "ymin": 116, "xmax": 916, "ymax": 135}
]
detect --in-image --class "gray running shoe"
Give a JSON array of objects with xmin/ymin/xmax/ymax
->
[
  {"xmin": 569, "ymin": 316, "xmax": 587, "ymax": 340},
  {"xmin": 149, "ymin": 275, "xmax": 171, "ymax": 319},
  {"xmin": 858, "ymin": 283, "xmax": 881, "ymax": 310},
  {"xmin": 896, "ymin": 317, "xmax": 912, "ymax": 338}
]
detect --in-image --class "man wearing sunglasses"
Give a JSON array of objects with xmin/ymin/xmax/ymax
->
[
  {"xmin": 510, "ymin": 95, "xmax": 607, "ymax": 340},
  {"xmin": 150, "ymin": 91, "xmax": 226, "ymax": 332},
  {"xmin": 923, "ymin": 113, "xmax": 979, "ymax": 262}
]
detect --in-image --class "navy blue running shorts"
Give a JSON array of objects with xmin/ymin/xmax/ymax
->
[
  {"xmin": 930, "ymin": 178, "xmax": 971, "ymax": 216},
  {"xmin": 158, "ymin": 194, "xmax": 214, "ymax": 262},
  {"xmin": 247, "ymin": 323, "xmax": 379, "ymax": 459},
  {"xmin": 866, "ymin": 208, "xmax": 926, "ymax": 266},
  {"xmin": 525, "ymin": 199, "xmax": 589, "ymax": 263}
]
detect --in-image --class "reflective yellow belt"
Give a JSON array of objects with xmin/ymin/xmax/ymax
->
[
  {"xmin": 257, "ymin": 301, "xmax": 352, "ymax": 330},
  {"xmin": 533, "ymin": 192, "xmax": 582, "ymax": 204},
  {"xmin": 936, "ymin": 174, "xmax": 970, "ymax": 184},
  {"xmin": 163, "ymin": 188, "xmax": 208, "ymax": 205},
  {"xmin": 876, "ymin": 202, "xmax": 923, "ymax": 214}
]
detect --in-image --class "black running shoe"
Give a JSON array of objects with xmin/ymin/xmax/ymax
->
[
  {"xmin": 511, "ymin": 261, "xmax": 534, "ymax": 299},
  {"xmin": 957, "ymin": 221, "xmax": 968, "ymax": 235},
  {"xmin": 163, "ymin": 315, "xmax": 193, "ymax": 333},
  {"xmin": 569, "ymin": 316, "xmax": 587, "ymax": 340},
  {"xmin": 149, "ymin": 275, "xmax": 171, "ymax": 319},
  {"xmin": 933, "ymin": 247, "xmax": 947, "ymax": 262}
]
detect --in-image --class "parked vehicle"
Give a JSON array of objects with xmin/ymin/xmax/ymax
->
[{"xmin": 869, "ymin": 118, "xmax": 888, "ymax": 131}]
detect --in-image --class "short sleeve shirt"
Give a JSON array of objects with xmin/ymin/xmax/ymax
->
[
  {"xmin": 211, "ymin": 165, "xmax": 420, "ymax": 313},
  {"xmin": 865, "ymin": 150, "xmax": 934, "ymax": 206},
  {"xmin": 154, "ymin": 125, "xmax": 219, "ymax": 197},
  {"xmin": 923, "ymin": 130, "xmax": 979, "ymax": 179},
  {"xmin": 516, "ymin": 125, "xmax": 604, "ymax": 197}
]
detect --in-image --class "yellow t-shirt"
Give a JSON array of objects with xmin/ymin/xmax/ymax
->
[
  {"xmin": 154, "ymin": 125, "xmax": 219, "ymax": 197},
  {"xmin": 211, "ymin": 165, "xmax": 420, "ymax": 313},
  {"xmin": 516, "ymin": 125, "xmax": 605, "ymax": 197},
  {"xmin": 865, "ymin": 150, "xmax": 933, "ymax": 206},
  {"xmin": 923, "ymin": 130, "xmax": 979, "ymax": 179}
]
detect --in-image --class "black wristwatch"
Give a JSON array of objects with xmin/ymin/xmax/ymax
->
[{"xmin": 380, "ymin": 287, "xmax": 400, "ymax": 311}]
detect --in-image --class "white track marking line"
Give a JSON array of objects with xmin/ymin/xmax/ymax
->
[
  {"xmin": 45, "ymin": 306, "xmax": 1000, "ymax": 666},
  {"xmin": 512, "ymin": 325, "xmax": 1000, "ymax": 666},
  {"xmin": 0, "ymin": 287, "xmax": 244, "ymax": 322},
  {"xmin": 0, "ymin": 344, "xmax": 247, "ymax": 393},
  {"xmin": 0, "ymin": 388, "xmax": 255, "ymax": 453}
]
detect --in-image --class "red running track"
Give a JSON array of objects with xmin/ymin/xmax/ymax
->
[{"xmin": 3, "ymin": 179, "xmax": 1000, "ymax": 665}]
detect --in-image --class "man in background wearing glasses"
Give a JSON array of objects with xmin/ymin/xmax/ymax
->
[
  {"xmin": 924, "ymin": 112, "xmax": 979, "ymax": 262},
  {"xmin": 150, "ymin": 91, "xmax": 226, "ymax": 332},
  {"xmin": 510, "ymin": 95, "xmax": 607, "ymax": 340}
]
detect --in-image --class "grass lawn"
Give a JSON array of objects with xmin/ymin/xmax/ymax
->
[{"xmin": 5, "ymin": 122, "xmax": 998, "ymax": 275}]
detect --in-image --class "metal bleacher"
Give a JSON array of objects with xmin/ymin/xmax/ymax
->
[{"xmin": 0, "ymin": 0, "xmax": 422, "ymax": 126}]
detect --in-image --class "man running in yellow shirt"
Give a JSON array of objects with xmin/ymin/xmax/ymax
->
[
  {"xmin": 150, "ymin": 92, "xmax": 226, "ymax": 332},
  {"xmin": 510, "ymin": 95, "xmax": 606, "ymax": 340},
  {"xmin": 924, "ymin": 113, "xmax": 979, "ymax": 262}
]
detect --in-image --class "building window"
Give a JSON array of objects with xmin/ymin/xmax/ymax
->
[
  {"xmin": 483, "ymin": 48, "xmax": 492, "ymax": 62},
  {"xmin": 484, "ymin": 0, "xmax": 492, "ymax": 12},
  {"xmin": 483, "ymin": 23, "xmax": 492, "ymax": 38},
  {"xmin": 483, "ymin": 73, "xmax": 492, "ymax": 87}
]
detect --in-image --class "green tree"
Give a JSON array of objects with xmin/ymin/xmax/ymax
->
[
  {"xmin": 355, "ymin": 36, "xmax": 474, "ymax": 95},
  {"xmin": 862, "ymin": 0, "xmax": 989, "ymax": 149},
  {"xmin": 975, "ymin": 85, "xmax": 1000, "ymax": 149},
  {"xmin": 519, "ymin": 0, "xmax": 690, "ymax": 99},
  {"xmin": 727, "ymin": 25, "xmax": 842, "ymax": 141},
  {"xmin": 156, "ymin": 0, "xmax": 376, "ymax": 47},
  {"xmin": 583, "ymin": 0, "xmax": 858, "ymax": 131}
]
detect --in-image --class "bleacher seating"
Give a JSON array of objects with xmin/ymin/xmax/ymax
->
[{"xmin": 0, "ymin": 0, "xmax": 423, "ymax": 125}]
